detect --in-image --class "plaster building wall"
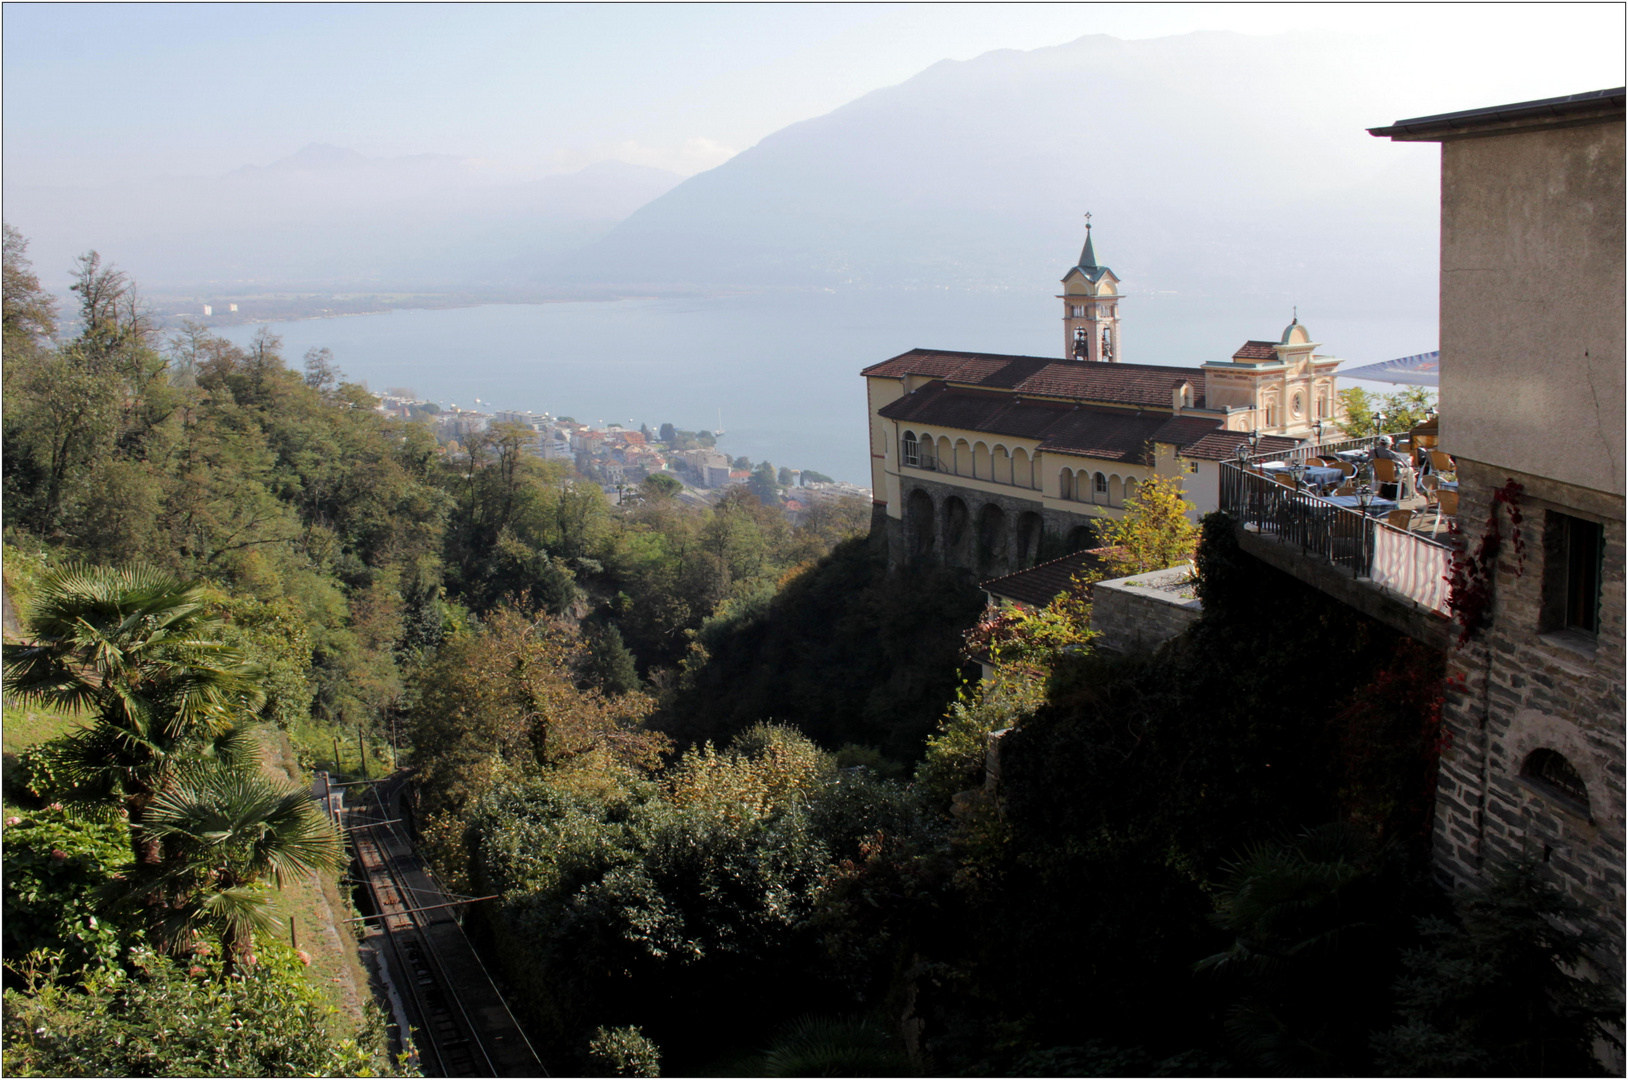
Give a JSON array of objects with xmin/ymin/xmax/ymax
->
[
  {"xmin": 1439, "ymin": 120, "xmax": 1626, "ymax": 496},
  {"xmin": 1373, "ymin": 91, "xmax": 1627, "ymax": 979}
]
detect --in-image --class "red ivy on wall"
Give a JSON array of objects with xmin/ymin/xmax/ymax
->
[{"xmin": 1446, "ymin": 479, "xmax": 1526, "ymax": 647}]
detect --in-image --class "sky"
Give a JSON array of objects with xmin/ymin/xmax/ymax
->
[{"xmin": 4, "ymin": 2, "xmax": 1624, "ymax": 187}]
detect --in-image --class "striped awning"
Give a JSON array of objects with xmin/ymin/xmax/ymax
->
[{"xmin": 1339, "ymin": 351, "xmax": 1439, "ymax": 387}]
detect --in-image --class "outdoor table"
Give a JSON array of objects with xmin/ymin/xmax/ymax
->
[
  {"xmin": 1260, "ymin": 460, "xmax": 1290, "ymax": 470},
  {"xmin": 1334, "ymin": 449, "xmax": 1370, "ymax": 463},
  {"xmin": 1437, "ymin": 479, "xmax": 1459, "ymax": 492},
  {"xmin": 1302, "ymin": 466, "xmax": 1343, "ymax": 488},
  {"xmin": 1325, "ymin": 495, "xmax": 1399, "ymax": 516}
]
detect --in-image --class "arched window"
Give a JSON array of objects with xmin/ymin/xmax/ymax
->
[
  {"xmin": 1059, "ymin": 469, "xmax": 1075, "ymax": 500},
  {"xmin": 902, "ymin": 431, "xmax": 919, "ymax": 467},
  {"xmin": 1014, "ymin": 448, "xmax": 1033, "ymax": 489},
  {"xmin": 1101, "ymin": 326, "xmax": 1113, "ymax": 361},
  {"xmin": 1094, "ymin": 472, "xmax": 1108, "ymax": 503},
  {"xmin": 1124, "ymin": 477, "xmax": 1139, "ymax": 504},
  {"xmin": 1522, "ymin": 749, "xmax": 1591, "ymax": 815}
]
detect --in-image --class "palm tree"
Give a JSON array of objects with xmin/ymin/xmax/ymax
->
[
  {"xmin": 2, "ymin": 564, "xmax": 266, "ymax": 862},
  {"xmin": 134, "ymin": 764, "xmax": 345, "ymax": 973}
]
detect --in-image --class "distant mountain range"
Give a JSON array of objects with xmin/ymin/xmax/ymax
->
[
  {"xmin": 3, "ymin": 148, "xmax": 682, "ymax": 292},
  {"xmin": 5, "ymin": 30, "xmax": 1446, "ymax": 327},
  {"xmin": 563, "ymin": 31, "xmax": 1442, "ymax": 321}
]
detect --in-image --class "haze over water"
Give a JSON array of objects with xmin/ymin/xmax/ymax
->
[{"xmin": 222, "ymin": 290, "xmax": 1433, "ymax": 485}]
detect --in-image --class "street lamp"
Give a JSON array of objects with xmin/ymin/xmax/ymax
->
[
  {"xmin": 1248, "ymin": 428, "xmax": 1260, "ymax": 453},
  {"xmin": 1235, "ymin": 443, "xmax": 1250, "ymax": 464},
  {"xmin": 1312, "ymin": 418, "xmax": 1325, "ymax": 443}
]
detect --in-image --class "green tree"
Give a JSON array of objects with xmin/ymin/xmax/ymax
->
[
  {"xmin": 1337, "ymin": 386, "xmax": 1435, "ymax": 438},
  {"xmin": 1097, "ymin": 472, "xmax": 1197, "ymax": 576},
  {"xmin": 2, "ymin": 564, "xmax": 265, "ymax": 863},
  {"xmin": 1372, "ymin": 861, "xmax": 1620, "ymax": 1077},
  {"xmin": 134, "ymin": 765, "xmax": 345, "ymax": 971},
  {"xmin": 748, "ymin": 461, "xmax": 781, "ymax": 506},
  {"xmin": 586, "ymin": 621, "xmax": 642, "ymax": 694},
  {"xmin": 2, "ymin": 223, "xmax": 57, "ymax": 356},
  {"xmin": 642, "ymin": 473, "xmax": 682, "ymax": 500}
]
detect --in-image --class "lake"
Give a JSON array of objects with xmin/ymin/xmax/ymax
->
[{"xmin": 221, "ymin": 291, "xmax": 1433, "ymax": 485}]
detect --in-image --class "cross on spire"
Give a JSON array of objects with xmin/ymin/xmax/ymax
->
[{"xmin": 1079, "ymin": 212, "xmax": 1098, "ymax": 269}]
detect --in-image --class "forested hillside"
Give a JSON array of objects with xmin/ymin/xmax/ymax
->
[{"xmin": 3, "ymin": 225, "xmax": 1616, "ymax": 1077}]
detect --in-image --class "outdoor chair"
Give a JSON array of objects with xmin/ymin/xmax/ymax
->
[
  {"xmin": 1385, "ymin": 509, "xmax": 1414, "ymax": 531},
  {"xmin": 1429, "ymin": 489, "xmax": 1459, "ymax": 533},
  {"xmin": 1334, "ymin": 484, "xmax": 1356, "ymax": 496},
  {"xmin": 1274, "ymin": 470, "xmax": 1297, "ymax": 488},
  {"xmin": 1429, "ymin": 450, "xmax": 1455, "ymax": 474}
]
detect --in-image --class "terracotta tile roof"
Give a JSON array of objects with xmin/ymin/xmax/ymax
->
[
  {"xmin": 881, "ymin": 384, "xmax": 1171, "ymax": 463},
  {"xmin": 980, "ymin": 549, "xmax": 1109, "ymax": 608},
  {"xmin": 1175, "ymin": 430, "xmax": 1301, "ymax": 462},
  {"xmin": 1231, "ymin": 340, "xmax": 1280, "ymax": 361},
  {"xmin": 881, "ymin": 382, "xmax": 1261, "ymax": 463},
  {"xmin": 863, "ymin": 349, "xmax": 1207, "ymax": 410}
]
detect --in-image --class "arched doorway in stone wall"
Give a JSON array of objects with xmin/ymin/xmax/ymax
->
[
  {"xmin": 1066, "ymin": 523, "xmax": 1097, "ymax": 554},
  {"xmin": 942, "ymin": 496, "xmax": 972, "ymax": 568},
  {"xmin": 975, "ymin": 503, "xmax": 1009, "ymax": 579},
  {"xmin": 905, "ymin": 488, "xmax": 936, "ymax": 563},
  {"xmin": 1014, "ymin": 511, "xmax": 1043, "ymax": 569}
]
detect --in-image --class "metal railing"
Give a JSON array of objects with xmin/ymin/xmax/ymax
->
[
  {"xmin": 1219, "ymin": 461, "xmax": 1452, "ymax": 615},
  {"xmin": 1236, "ymin": 431, "xmax": 1404, "ymax": 467}
]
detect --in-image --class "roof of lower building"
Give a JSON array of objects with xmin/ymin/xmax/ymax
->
[
  {"xmin": 980, "ymin": 548, "xmax": 1109, "ymax": 608},
  {"xmin": 1178, "ymin": 428, "xmax": 1301, "ymax": 462},
  {"xmin": 863, "ymin": 348, "xmax": 1208, "ymax": 410},
  {"xmin": 881, "ymin": 381, "xmax": 1304, "ymax": 463},
  {"xmin": 1231, "ymin": 340, "xmax": 1280, "ymax": 361},
  {"xmin": 882, "ymin": 383, "xmax": 1169, "ymax": 463}
]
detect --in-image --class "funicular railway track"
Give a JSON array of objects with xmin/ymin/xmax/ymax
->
[{"xmin": 343, "ymin": 775, "xmax": 544, "ymax": 1078}]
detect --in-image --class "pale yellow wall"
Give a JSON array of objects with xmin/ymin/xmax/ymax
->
[
  {"xmin": 1439, "ymin": 120, "xmax": 1626, "ymax": 496},
  {"xmin": 866, "ymin": 377, "xmax": 906, "ymax": 517}
]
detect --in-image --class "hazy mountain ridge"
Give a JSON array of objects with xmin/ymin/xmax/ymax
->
[
  {"xmin": 5, "ymin": 30, "xmax": 1445, "ymax": 324},
  {"xmin": 563, "ymin": 31, "xmax": 1441, "ymax": 321},
  {"xmin": 5, "ymin": 150, "xmax": 683, "ymax": 291}
]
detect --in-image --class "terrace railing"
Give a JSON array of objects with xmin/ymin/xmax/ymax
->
[
  {"xmin": 1219, "ymin": 461, "xmax": 1452, "ymax": 617},
  {"xmin": 1238, "ymin": 431, "xmax": 1405, "ymax": 467}
]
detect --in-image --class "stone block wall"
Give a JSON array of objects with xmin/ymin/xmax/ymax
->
[
  {"xmin": 1091, "ymin": 563, "xmax": 1203, "ymax": 654},
  {"xmin": 1436, "ymin": 459, "xmax": 1626, "ymax": 973},
  {"xmin": 886, "ymin": 476, "xmax": 1104, "ymax": 579}
]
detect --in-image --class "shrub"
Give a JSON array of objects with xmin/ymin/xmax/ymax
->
[
  {"xmin": 587, "ymin": 1024, "xmax": 662, "ymax": 1077},
  {"xmin": 1, "ymin": 943, "xmax": 396, "ymax": 1077}
]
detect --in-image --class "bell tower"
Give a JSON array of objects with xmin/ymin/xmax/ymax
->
[{"xmin": 1058, "ymin": 214, "xmax": 1122, "ymax": 362}]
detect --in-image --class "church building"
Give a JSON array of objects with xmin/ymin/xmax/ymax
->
[{"xmin": 863, "ymin": 223, "xmax": 1342, "ymax": 576}]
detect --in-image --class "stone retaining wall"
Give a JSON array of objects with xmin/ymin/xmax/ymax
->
[
  {"xmin": 1435, "ymin": 460, "xmax": 1626, "ymax": 976},
  {"xmin": 1091, "ymin": 563, "xmax": 1202, "ymax": 654}
]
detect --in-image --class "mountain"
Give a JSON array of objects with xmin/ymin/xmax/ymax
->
[
  {"xmin": 3, "ymin": 150, "xmax": 683, "ymax": 292},
  {"xmin": 561, "ymin": 32, "xmax": 1442, "ymax": 323}
]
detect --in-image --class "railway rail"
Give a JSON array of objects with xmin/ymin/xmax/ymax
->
[{"xmin": 338, "ymin": 773, "xmax": 544, "ymax": 1077}]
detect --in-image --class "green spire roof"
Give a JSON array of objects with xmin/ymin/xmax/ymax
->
[{"xmin": 1071, "ymin": 222, "xmax": 1112, "ymax": 283}]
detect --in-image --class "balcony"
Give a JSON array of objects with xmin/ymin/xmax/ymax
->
[{"xmin": 1219, "ymin": 447, "xmax": 1456, "ymax": 644}]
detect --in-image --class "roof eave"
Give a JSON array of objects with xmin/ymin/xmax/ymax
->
[{"xmin": 1368, "ymin": 87, "xmax": 1625, "ymax": 142}]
